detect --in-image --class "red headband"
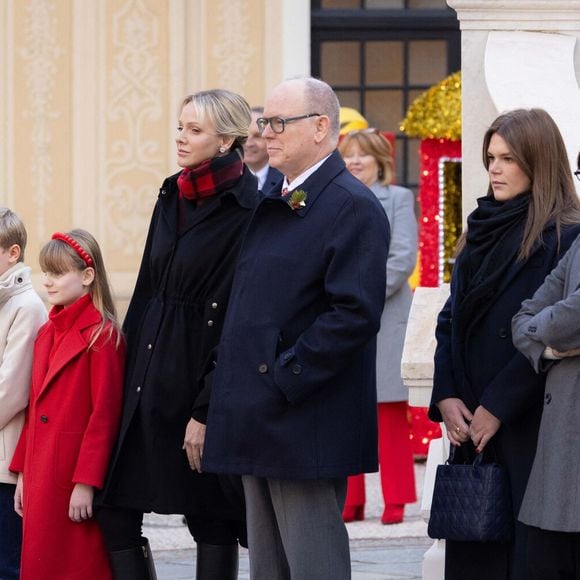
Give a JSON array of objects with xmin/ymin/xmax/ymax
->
[{"xmin": 51, "ymin": 232, "xmax": 94, "ymax": 268}]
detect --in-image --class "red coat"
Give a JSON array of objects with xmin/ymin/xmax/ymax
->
[{"xmin": 10, "ymin": 294, "xmax": 125, "ymax": 580}]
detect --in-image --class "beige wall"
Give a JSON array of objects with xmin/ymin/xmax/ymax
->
[{"xmin": 0, "ymin": 0, "xmax": 309, "ymax": 319}]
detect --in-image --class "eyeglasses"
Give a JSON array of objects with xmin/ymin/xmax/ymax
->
[
  {"xmin": 256, "ymin": 113, "xmax": 321, "ymax": 135},
  {"xmin": 575, "ymin": 169, "xmax": 580, "ymax": 183}
]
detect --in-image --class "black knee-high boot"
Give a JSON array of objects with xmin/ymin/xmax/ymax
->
[
  {"xmin": 109, "ymin": 537, "xmax": 157, "ymax": 580},
  {"xmin": 195, "ymin": 543, "xmax": 238, "ymax": 580}
]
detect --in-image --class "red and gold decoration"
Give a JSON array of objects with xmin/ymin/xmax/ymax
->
[
  {"xmin": 400, "ymin": 71, "xmax": 463, "ymax": 455},
  {"xmin": 401, "ymin": 71, "xmax": 462, "ymax": 288}
]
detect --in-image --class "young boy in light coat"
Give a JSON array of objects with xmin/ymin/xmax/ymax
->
[{"xmin": 0, "ymin": 208, "xmax": 47, "ymax": 579}]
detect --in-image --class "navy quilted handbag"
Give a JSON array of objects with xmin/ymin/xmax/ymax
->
[{"xmin": 427, "ymin": 446, "xmax": 514, "ymax": 543}]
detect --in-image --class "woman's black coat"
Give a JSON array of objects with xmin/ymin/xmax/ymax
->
[
  {"xmin": 101, "ymin": 168, "xmax": 259, "ymax": 517},
  {"xmin": 429, "ymin": 221, "xmax": 580, "ymax": 580}
]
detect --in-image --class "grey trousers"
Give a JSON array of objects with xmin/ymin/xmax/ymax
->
[{"xmin": 242, "ymin": 475, "xmax": 350, "ymax": 580}]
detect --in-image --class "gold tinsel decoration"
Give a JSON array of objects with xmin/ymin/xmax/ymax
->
[
  {"xmin": 442, "ymin": 160, "xmax": 462, "ymax": 283},
  {"xmin": 400, "ymin": 71, "xmax": 461, "ymax": 141}
]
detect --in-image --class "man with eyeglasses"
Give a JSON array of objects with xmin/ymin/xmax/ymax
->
[{"xmin": 203, "ymin": 77, "xmax": 390, "ymax": 579}]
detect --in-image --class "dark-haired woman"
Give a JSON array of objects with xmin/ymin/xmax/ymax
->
[{"xmin": 429, "ymin": 109, "xmax": 580, "ymax": 580}]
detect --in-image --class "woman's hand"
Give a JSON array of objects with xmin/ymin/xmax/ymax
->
[
  {"xmin": 470, "ymin": 405, "xmax": 501, "ymax": 453},
  {"xmin": 553, "ymin": 347, "xmax": 580, "ymax": 358},
  {"xmin": 437, "ymin": 397, "xmax": 473, "ymax": 446},
  {"xmin": 14, "ymin": 472, "xmax": 24, "ymax": 517},
  {"xmin": 69, "ymin": 483, "xmax": 94, "ymax": 522},
  {"xmin": 183, "ymin": 418, "xmax": 206, "ymax": 473}
]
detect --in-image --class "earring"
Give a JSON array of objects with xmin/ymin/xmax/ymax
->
[{"xmin": 219, "ymin": 146, "xmax": 226, "ymax": 153}]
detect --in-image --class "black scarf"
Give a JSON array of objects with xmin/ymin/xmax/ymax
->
[{"xmin": 455, "ymin": 192, "xmax": 532, "ymax": 343}]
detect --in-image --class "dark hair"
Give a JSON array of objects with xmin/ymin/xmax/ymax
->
[{"xmin": 481, "ymin": 109, "xmax": 580, "ymax": 260}]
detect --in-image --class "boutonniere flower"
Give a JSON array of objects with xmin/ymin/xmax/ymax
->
[{"xmin": 288, "ymin": 189, "xmax": 307, "ymax": 210}]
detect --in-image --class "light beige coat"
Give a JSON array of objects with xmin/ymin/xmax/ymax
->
[{"xmin": 0, "ymin": 263, "xmax": 46, "ymax": 484}]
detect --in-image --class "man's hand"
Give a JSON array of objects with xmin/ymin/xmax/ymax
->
[
  {"xmin": 14, "ymin": 472, "xmax": 24, "ymax": 517},
  {"xmin": 437, "ymin": 397, "xmax": 473, "ymax": 446},
  {"xmin": 470, "ymin": 405, "xmax": 501, "ymax": 453},
  {"xmin": 183, "ymin": 418, "xmax": 206, "ymax": 472},
  {"xmin": 69, "ymin": 483, "xmax": 94, "ymax": 522}
]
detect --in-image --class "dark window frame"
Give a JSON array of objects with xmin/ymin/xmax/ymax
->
[{"xmin": 311, "ymin": 5, "xmax": 460, "ymax": 190}]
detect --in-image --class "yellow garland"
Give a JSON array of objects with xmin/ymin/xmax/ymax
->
[{"xmin": 400, "ymin": 71, "xmax": 462, "ymax": 141}]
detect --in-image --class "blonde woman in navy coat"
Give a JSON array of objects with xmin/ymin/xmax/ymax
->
[
  {"xmin": 339, "ymin": 129, "xmax": 418, "ymax": 525},
  {"xmin": 429, "ymin": 110, "xmax": 580, "ymax": 580}
]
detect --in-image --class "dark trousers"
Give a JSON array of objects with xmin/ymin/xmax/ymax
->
[
  {"xmin": 527, "ymin": 526, "xmax": 580, "ymax": 580},
  {"xmin": 96, "ymin": 506, "xmax": 244, "ymax": 551},
  {"xmin": 0, "ymin": 483, "xmax": 22, "ymax": 580}
]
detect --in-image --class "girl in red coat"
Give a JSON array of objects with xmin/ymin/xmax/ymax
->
[{"xmin": 10, "ymin": 229, "xmax": 125, "ymax": 580}]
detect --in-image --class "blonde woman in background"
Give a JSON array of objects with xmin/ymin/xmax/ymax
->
[{"xmin": 339, "ymin": 129, "xmax": 418, "ymax": 524}]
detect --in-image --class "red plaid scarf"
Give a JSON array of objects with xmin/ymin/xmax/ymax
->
[{"xmin": 177, "ymin": 148, "xmax": 244, "ymax": 200}]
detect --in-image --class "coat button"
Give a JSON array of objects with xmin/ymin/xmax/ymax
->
[
  {"xmin": 40, "ymin": 415, "xmax": 48, "ymax": 423},
  {"xmin": 292, "ymin": 364, "xmax": 302, "ymax": 375},
  {"xmin": 147, "ymin": 343, "xmax": 152, "ymax": 350},
  {"xmin": 207, "ymin": 320, "xmax": 214, "ymax": 327},
  {"xmin": 136, "ymin": 385, "xmax": 141, "ymax": 393},
  {"xmin": 528, "ymin": 325, "xmax": 537, "ymax": 333},
  {"xmin": 498, "ymin": 328, "xmax": 508, "ymax": 339},
  {"xmin": 258, "ymin": 363, "xmax": 269, "ymax": 374},
  {"xmin": 545, "ymin": 393, "xmax": 552, "ymax": 404},
  {"xmin": 211, "ymin": 302, "xmax": 218, "ymax": 310}
]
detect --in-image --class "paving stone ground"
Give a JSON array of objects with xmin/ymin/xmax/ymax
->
[{"xmin": 146, "ymin": 463, "xmax": 432, "ymax": 579}]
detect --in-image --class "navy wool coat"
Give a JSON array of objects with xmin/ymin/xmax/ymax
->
[
  {"xmin": 101, "ymin": 168, "xmax": 259, "ymax": 517},
  {"xmin": 203, "ymin": 151, "xmax": 390, "ymax": 480}
]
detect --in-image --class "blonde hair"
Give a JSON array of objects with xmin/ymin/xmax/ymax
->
[
  {"xmin": 338, "ymin": 130, "xmax": 394, "ymax": 186},
  {"xmin": 40, "ymin": 229, "xmax": 121, "ymax": 348},
  {"xmin": 181, "ymin": 89, "xmax": 251, "ymax": 149},
  {"xmin": 0, "ymin": 207, "xmax": 27, "ymax": 262},
  {"xmin": 482, "ymin": 109, "xmax": 580, "ymax": 260}
]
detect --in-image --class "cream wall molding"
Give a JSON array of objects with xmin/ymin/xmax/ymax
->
[
  {"xmin": 0, "ymin": 1, "xmax": 14, "ymax": 208},
  {"xmin": 485, "ymin": 31, "xmax": 580, "ymax": 195},
  {"xmin": 20, "ymin": 0, "xmax": 62, "ymax": 240},
  {"xmin": 450, "ymin": 0, "xmax": 580, "ymax": 30},
  {"xmin": 447, "ymin": 0, "xmax": 580, "ymax": 220}
]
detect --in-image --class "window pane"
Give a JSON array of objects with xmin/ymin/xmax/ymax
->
[
  {"xmin": 335, "ymin": 90, "xmax": 361, "ymax": 112},
  {"xmin": 365, "ymin": 41, "xmax": 403, "ymax": 85},
  {"xmin": 409, "ymin": 40, "xmax": 447, "ymax": 85},
  {"xmin": 321, "ymin": 42, "xmax": 360, "ymax": 86},
  {"xmin": 364, "ymin": 90, "xmax": 403, "ymax": 134},
  {"xmin": 409, "ymin": 0, "xmax": 448, "ymax": 7},
  {"xmin": 364, "ymin": 0, "xmax": 404, "ymax": 8},
  {"xmin": 322, "ymin": 0, "xmax": 361, "ymax": 7}
]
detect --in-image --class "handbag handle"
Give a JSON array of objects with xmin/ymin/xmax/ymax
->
[{"xmin": 447, "ymin": 444, "xmax": 486, "ymax": 467}]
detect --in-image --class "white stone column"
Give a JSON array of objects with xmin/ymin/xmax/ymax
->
[{"xmin": 447, "ymin": 0, "xmax": 580, "ymax": 221}]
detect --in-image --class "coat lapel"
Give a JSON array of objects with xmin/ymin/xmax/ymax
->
[
  {"xmin": 264, "ymin": 150, "xmax": 347, "ymax": 219},
  {"xmin": 38, "ymin": 303, "xmax": 101, "ymax": 398}
]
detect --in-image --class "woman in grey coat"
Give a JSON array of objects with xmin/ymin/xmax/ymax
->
[
  {"xmin": 512, "ymin": 153, "xmax": 580, "ymax": 579},
  {"xmin": 339, "ymin": 129, "xmax": 418, "ymax": 524}
]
